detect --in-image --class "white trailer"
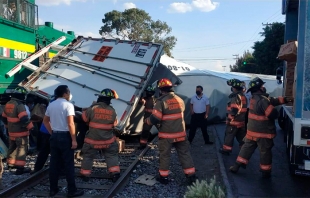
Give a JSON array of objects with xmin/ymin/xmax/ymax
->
[
  {"xmin": 158, "ymin": 55, "xmax": 283, "ymax": 124},
  {"xmin": 6, "ymin": 37, "xmax": 164, "ymax": 135}
]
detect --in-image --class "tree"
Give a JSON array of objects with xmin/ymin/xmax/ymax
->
[
  {"xmin": 252, "ymin": 22, "xmax": 284, "ymax": 75},
  {"xmin": 99, "ymin": 8, "xmax": 177, "ymax": 57},
  {"xmin": 230, "ymin": 22, "xmax": 284, "ymax": 75},
  {"xmin": 230, "ymin": 51, "xmax": 256, "ymax": 73}
]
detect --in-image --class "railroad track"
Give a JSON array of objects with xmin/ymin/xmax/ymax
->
[{"xmin": 0, "ymin": 137, "xmax": 157, "ymax": 198}]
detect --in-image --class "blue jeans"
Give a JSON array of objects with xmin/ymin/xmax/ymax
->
[
  {"xmin": 0, "ymin": 120, "xmax": 8, "ymax": 147},
  {"xmin": 49, "ymin": 133, "xmax": 76, "ymax": 193},
  {"xmin": 34, "ymin": 132, "xmax": 51, "ymax": 171}
]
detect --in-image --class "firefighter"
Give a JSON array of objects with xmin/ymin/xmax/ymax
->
[
  {"xmin": 80, "ymin": 88, "xmax": 120, "ymax": 182},
  {"xmin": 229, "ymin": 77, "xmax": 293, "ymax": 178},
  {"xmin": 219, "ymin": 79, "xmax": 247, "ymax": 155},
  {"xmin": 139, "ymin": 85, "xmax": 156, "ymax": 149},
  {"xmin": 2, "ymin": 87, "xmax": 33, "ymax": 175},
  {"xmin": 145, "ymin": 78, "xmax": 196, "ymax": 185}
]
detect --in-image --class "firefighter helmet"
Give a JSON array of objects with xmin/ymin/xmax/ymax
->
[
  {"xmin": 14, "ymin": 87, "xmax": 27, "ymax": 94},
  {"xmin": 157, "ymin": 78, "xmax": 173, "ymax": 88},
  {"xmin": 95, "ymin": 88, "xmax": 119, "ymax": 99},
  {"xmin": 247, "ymin": 77, "xmax": 265, "ymax": 93},
  {"xmin": 146, "ymin": 85, "xmax": 155, "ymax": 92},
  {"xmin": 227, "ymin": 79, "xmax": 243, "ymax": 89}
]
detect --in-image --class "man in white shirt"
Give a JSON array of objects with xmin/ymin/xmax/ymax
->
[
  {"xmin": 43, "ymin": 85, "xmax": 83, "ymax": 197},
  {"xmin": 188, "ymin": 85, "xmax": 213, "ymax": 145},
  {"xmin": 242, "ymin": 81, "xmax": 251, "ymax": 132}
]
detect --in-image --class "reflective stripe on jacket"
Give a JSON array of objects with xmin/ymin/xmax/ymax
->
[
  {"xmin": 82, "ymin": 102, "xmax": 117, "ymax": 143},
  {"xmin": 1, "ymin": 98, "xmax": 33, "ymax": 137},
  {"xmin": 226, "ymin": 92, "xmax": 247, "ymax": 128},
  {"xmin": 247, "ymin": 93, "xmax": 285, "ymax": 139},
  {"xmin": 147, "ymin": 92, "xmax": 186, "ymax": 139}
]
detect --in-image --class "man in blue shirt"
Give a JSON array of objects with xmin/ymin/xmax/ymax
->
[{"xmin": 31, "ymin": 95, "xmax": 57, "ymax": 173}]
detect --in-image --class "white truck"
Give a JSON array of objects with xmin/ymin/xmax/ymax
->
[
  {"xmin": 6, "ymin": 36, "xmax": 165, "ymax": 135},
  {"xmin": 278, "ymin": 0, "xmax": 310, "ymax": 176}
]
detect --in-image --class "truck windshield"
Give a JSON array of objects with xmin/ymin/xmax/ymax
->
[{"xmin": 0, "ymin": 0, "xmax": 38, "ymax": 28}]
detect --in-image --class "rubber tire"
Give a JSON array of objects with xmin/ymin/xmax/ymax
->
[
  {"xmin": 288, "ymin": 133, "xmax": 297, "ymax": 177},
  {"xmin": 278, "ymin": 107, "xmax": 285, "ymax": 130}
]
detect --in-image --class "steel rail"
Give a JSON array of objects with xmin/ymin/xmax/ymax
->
[
  {"xmin": 0, "ymin": 137, "xmax": 157, "ymax": 197},
  {"xmin": 0, "ymin": 167, "xmax": 49, "ymax": 197},
  {"xmin": 103, "ymin": 136, "xmax": 158, "ymax": 198}
]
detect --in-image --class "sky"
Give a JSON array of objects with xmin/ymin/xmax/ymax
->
[{"xmin": 36, "ymin": 0, "xmax": 285, "ymax": 72}]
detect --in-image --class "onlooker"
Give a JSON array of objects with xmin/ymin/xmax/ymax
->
[
  {"xmin": 31, "ymin": 95, "xmax": 57, "ymax": 174},
  {"xmin": 3, "ymin": 0, "xmax": 16, "ymax": 20},
  {"xmin": 0, "ymin": 103, "xmax": 4, "ymax": 189},
  {"xmin": 242, "ymin": 81, "xmax": 251, "ymax": 132},
  {"xmin": 43, "ymin": 85, "xmax": 83, "ymax": 197},
  {"xmin": 188, "ymin": 85, "xmax": 213, "ymax": 145},
  {"xmin": 25, "ymin": 97, "xmax": 37, "ymax": 151}
]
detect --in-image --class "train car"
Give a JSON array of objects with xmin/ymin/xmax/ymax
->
[{"xmin": 0, "ymin": 0, "xmax": 75, "ymax": 96}]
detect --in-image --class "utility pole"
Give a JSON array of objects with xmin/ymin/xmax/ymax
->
[
  {"xmin": 232, "ymin": 54, "xmax": 239, "ymax": 60},
  {"xmin": 262, "ymin": 22, "xmax": 272, "ymax": 26}
]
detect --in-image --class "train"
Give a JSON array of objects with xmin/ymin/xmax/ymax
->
[{"xmin": 0, "ymin": 0, "xmax": 75, "ymax": 98}]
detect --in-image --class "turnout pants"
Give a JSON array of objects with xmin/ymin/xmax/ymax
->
[
  {"xmin": 80, "ymin": 141, "xmax": 120, "ymax": 176},
  {"xmin": 158, "ymin": 138, "xmax": 195, "ymax": 177},
  {"xmin": 7, "ymin": 136, "xmax": 28, "ymax": 167},
  {"xmin": 188, "ymin": 113, "xmax": 210, "ymax": 143},
  {"xmin": 222, "ymin": 126, "xmax": 246, "ymax": 152},
  {"xmin": 140, "ymin": 122, "xmax": 152, "ymax": 145},
  {"xmin": 236, "ymin": 137, "xmax": 274, "ymax": 172}
]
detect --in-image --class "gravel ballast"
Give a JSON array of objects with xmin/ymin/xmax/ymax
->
[
  {"xmin": 1, "ymin": 128, "xmax": 225, "ymax": 197},
  {"xmin": 115, "ymin": 128, "xmax": 224, "ymax": 197}
]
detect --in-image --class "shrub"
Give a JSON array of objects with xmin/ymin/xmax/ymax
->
[{"xmin": 184, "ymin": 176, "xmax": 225, "ymax": 198}]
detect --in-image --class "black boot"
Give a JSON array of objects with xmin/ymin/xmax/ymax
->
[
  {"xmin": 261, "ymin": 171, "xmax": 271, "ymax": 178},
  {"xmin": 112, "ymin": 173, "xmax": 120, "ymax": 182},
  {"xmin": 138, "ymin": 144, "xmax": 147, "ymax": 150},
  {"xmin": 81, "ymin": 175, "xmax": 90, "ymax": 182},
  {"xmin": 15, "ymin": 167, "xmax": 31, "ymax": 175},
  {"xmin": 156, "ymin": 175, "xmax": 168, "ymax": 185},
  {"xmin": 229, "ymin": 163, "xmax": 246, "ymax": 173},
  {"xmin": 219, "ymin": 148, "xmax": 230, "ymax": 156},
  {"xmin": 186, "ymin": 174, "xmax": 196, "ymax": 185},
  {"xmin": 0, "ymin": 179, "xmax": 3, "ymax": 190}
]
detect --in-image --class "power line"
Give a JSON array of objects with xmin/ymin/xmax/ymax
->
[
  {"xmin": 174, "ymin": 40, "xmax": 255, "ymax": 53},
  {"xmin": 178, "ymin": 58, "xmax": 235, "ymax": 61},
  {"xmin": 237, "ymin": 8, "xmax": 282, "ymax": 55},
  {"xmin": 173, "ymin": 39, "xmax": 255, "ymax": 52}
]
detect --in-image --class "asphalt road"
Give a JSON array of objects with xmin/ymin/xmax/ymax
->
[{"xmin": 214, "ymin": 123, "xmax": 310, "ymax": 198}]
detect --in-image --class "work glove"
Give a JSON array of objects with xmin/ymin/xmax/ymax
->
[{"xmin": 284, "ymin": 97, "xmax": 294, "ymax": 103}]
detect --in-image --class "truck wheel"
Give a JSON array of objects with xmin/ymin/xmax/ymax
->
[
  {"xmin": 288, "ymin": 138, "xmax": 297, "ymax": 177},
  {"xmin": 289, "ymin": 164, "xmax": 298, "ymax": 177},
  {"xmin": 278, "ymin": 107, "xmax": 285, "ymax": 130}
]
